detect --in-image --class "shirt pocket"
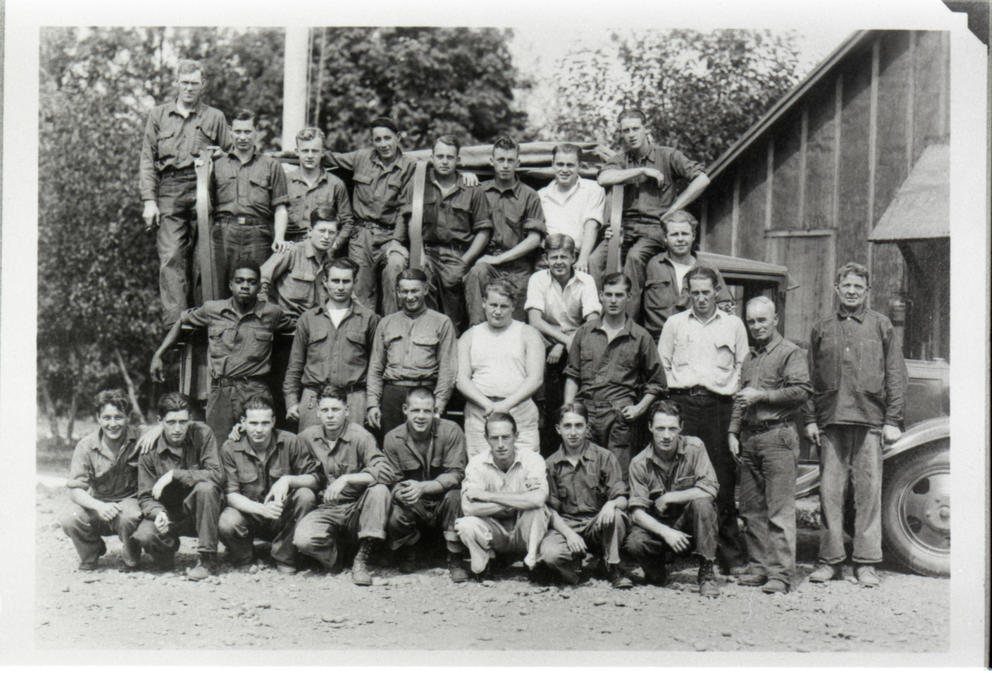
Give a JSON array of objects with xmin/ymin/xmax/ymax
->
[
  {"xmin": 91, "ymin": 454, "xmax": 115, "ymax": 481},
  {"xmin": 712, "ymin": 335, "xmax": 737, "ymax": 372},
  {"xmin": 344, "ymin": 330, "xmax": 369, "ymax": 369},
  {"xmin": 672, "ymin": 475, "xmax": 697, "ymax": 492},
  {"xmin": 351, "ymin": 172, "xmax": 376, "ymax": 211},
  {"xmin": 643, "ymin": 277, "xmax": 677, "ymax": 315},
  {"xmin": 156, "ymin": 124, "xmax": 180, "ymax": 158},
  {"xmin": 283, "ymin": 266, "xmax": 316, "ymax": 304},
  {"xmin": 216, "ymin": 171, "xmax": 238, "ymax": 206},
  {"xmin": 813, "ymin": 334, "xmax": 841, "ymax": 391},
  {"xmin": 249, "ymin": 172, "xmax": 272, "ymax": 206},
  {"xmin": 409, "ymin": 333, "xmax": 439, "ymax": 370},
  {"xmin": 244, "ymin": 329, "xmax": 274, "ymax": 363},
  {"xmin": 855, "ymin": 335, "xmax": 885, "ymax": 395}
]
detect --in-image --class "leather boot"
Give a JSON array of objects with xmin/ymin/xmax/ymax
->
[
  {"xmin": 351, "ymin": 539, "xmax": 374, "ymax": 586},
  {"xmin": 698, "ymin": 559, "xmax": 720, "ymax": 597}
]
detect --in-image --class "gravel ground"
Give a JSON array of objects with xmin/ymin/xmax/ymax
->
[{"xmin": 34, "ymin": 483, "xmax": 949, "ymax": 653}]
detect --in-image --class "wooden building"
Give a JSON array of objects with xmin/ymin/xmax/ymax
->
[{"xmin": 695, "ymin": 30, "xmax": 950, "ymax": 360}]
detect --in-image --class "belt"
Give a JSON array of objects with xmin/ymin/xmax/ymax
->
[
  {"xmin": 384, "ymin": 379, "xmax": 437, "ymax": 390},
  {"xmin": 305, "ymin": 382, "xmax": 364, "ymax": 395},
  {"xmin": 217, "ymin": 214, "xmax": 267, "ymax": 226},
  {"xmin": 742, "ymin": 419, "xmax": 794, "ymax": 433},
  {"xmin": 670, "ymin": 386, "xmax": 732, "ymax": 400},
  {"xmin": 160, "ymin": 165, "xmax": 197, "ymax": 178},
  {"xmin": 424, "ymin": 242, "xmax": 468, "ymax": 254},
  {"xmin": 212, "ymin": 375, "xmax": 267, "ymax": 388}
]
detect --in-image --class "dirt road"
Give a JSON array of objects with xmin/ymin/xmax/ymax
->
[{"xmin": 34, "ymin": 483, "xmax": 948, "ymax": 653}]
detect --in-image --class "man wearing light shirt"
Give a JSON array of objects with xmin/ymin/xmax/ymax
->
[
  {"xmin": 658, "ymin": 265, "xmax": 748, "ymax": 574},
  {"xmin": 537, "ymin": 143, "xmax": 605, "ymax": 273}
]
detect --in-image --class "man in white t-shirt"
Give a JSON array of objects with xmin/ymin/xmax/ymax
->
[{"xmin": 537, "ymin": 143, "xmax": 605, "ymax": 274}]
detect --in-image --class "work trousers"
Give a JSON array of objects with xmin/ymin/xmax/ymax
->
[
  {"xmin": 818, "ymin": 424, "xmax": 884, "ymax": 565},
  {"xmin": 538, "ymin": 509, "xmax": 629, "ymax": 571},
  {"xmin": 212, "ymin": 219, "xmax": 273, "ymax": 296},
  {"xmin": 422, "ymin": 245, "xmax": 470, "ymax": 331},
  {"xmin": 588, "ymin": 221, "xmax": 666, "ymax": 321},
  {"xmin": 206, "ymin": 378, "xmax": 269, "ymax": 446},
  {"xmin": 156, "ymin": 171, "xmax": 199, "ymax": 326},
  {"xmin": 218, "ymin": 487, "xmax": 317, "ymax": 566},
  {"xmin": 292, "ymin": 484, "xmax": 390, "ymax": 569},
  {"xmin": 668, "ymin": 391, "xmax": 744, "ymax": 568},
  {"xmin": 349, "ymin": 224, "xmax": 406, "ymax": 314},
  {"xmin": 538, "ymin": 356, "xmax": 568, "ymax": 458},
  {"xmin": 463, "ymin": 398, "xmax": 540, "ymax": 457},
  {"xmin": 584, "ymin": 398, "xmax": 637, "ymax": 476},
  {"xmin": 455, "ymin": 507, "xmax": 550, "ymax": 572},
  {"xmin": 624, "ymin": 497, "xmax": 719, "ymax": 563},
  {"xmin": 739, "ymin": 424, "xmax": 799, "ymax": 585},
  {"xmin": 298, "ymin": 386, "xmax": 366, "ymax": 433},
  {"xmin": 386, "ymin": 487, "xmax": 463, "ymax": 553},
  {"xmin": 463, "ymin": 259, "xmax": 532, "ymax": 326},
  {"xmin": 133, "ymin": 481, "xmax": 223, "ymax": 561},
  {"xmin": 59, "ymin": 497, "xmax": 142, "ymax": 567}
]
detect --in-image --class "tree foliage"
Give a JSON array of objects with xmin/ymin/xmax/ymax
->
[{"xmin": 547, "ymin": 29, "xmax": 802, "ymax": 166}]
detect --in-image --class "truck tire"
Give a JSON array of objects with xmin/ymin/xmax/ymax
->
[{"xmin": 881, "ymin": 442, "xmax": 950, "ymax": 577}]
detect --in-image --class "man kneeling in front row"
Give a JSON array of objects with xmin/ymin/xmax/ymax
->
[{"xmin": 623, "ymin": 400, "xmax": 722, "ymax": 596}]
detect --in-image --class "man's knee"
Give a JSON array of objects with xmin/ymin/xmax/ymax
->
[
  {"xmin": 292, "ymin": 513, "xmax": 323, "ymax": 552},
  {"xmin": 454, "ymin": 516, "xmax": 489, "ymax": 545},
  {"xmin": 538, "ymin": 531, "xmax": 574, "ymax": 567},
  {"xmin": 191, "ymin": 480, "xmax": 222, "ymax": 502},
  {"xmin": 218, "ymin": 507, "xmax": 245, "ymax": 539},
  {"xmin": 118, "ymin": 499, "xmax": 143, "ymax": 530},
  {"xmin": 58, "ymin": 503, "xmax": 90, "ymax": 536},
  {"xmin": 364, "ymin": 484, "xmax": 391, "ymax": 507},
  {"xmin": 290, "ymin": 487, "xmax": 317, "ymax": 512}
]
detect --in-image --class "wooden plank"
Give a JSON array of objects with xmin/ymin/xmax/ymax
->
[
  {"xmin": 194, "ymin": 151, "xmax": 218, "ymax": 300},
  {"xmin": 764, "ymin": 140, "xmax": 774, "ymax": 233},
  {"xmin": 832, "ymin": 74, "xmax": 843, "ymax": 230},
  {"xmin": 408, "ymin": 161, "xmax": 427, "ymax": 269},
  {"xmin": 606, "ymin": 184, "xmax": 623, "ymax": 273},
  {"xmin": 730, "ymin": 171, "xmax": 740, "ymax": 257},
  {"xmin": 906, "ymin": 31, "xmax": 916, "ymax": 175},
  {"xmin": 866, "ymin": 38, "xmax": 880, "ymax": 310},
  {"xmin": 798, "ymin": 105, "xmax": 808, "ymax": 228}
]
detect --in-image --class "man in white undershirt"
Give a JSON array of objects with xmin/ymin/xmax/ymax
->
[{"xmin": 537, "ymin": 143, "xmax": 605, "ymax": 273}]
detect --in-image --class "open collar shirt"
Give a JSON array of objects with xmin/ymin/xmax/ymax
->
[
  {"xmin": 137, "ymin": 421, "xmax": 224, "ymax": 517},
  {"xmin": 212, "ymin": 147, "xmax": 289, "ymax": 220},
  {"xmin": 728, "ymin": 331, "xmax": 812, "ymax": 433},
  {"xmin": 397, "ymin": 166, "xmax": 493, "ymax": 249},
  {"xmin": 383, "ymin": 418, "xmax": 467, "ymax": 491},
  {"xmin": 460, "ymin": 447, "xmax": 548, "ymax": 516},
  {"xmin": 479, "ymin": 178, "xmax": 546, "ymax": 254},
  {"xmin": 66, "ymin": 426, "xmax": 143, "ymax": 502},
  {"xmin": 601, "ymin": 142, "xmax": 704, "ymax": 223},
  {"xmin": 658, "ymin": 308, "xmax": 748, "ymax": 396},
  {"xmin": 627, "ymin": 435, "xmax": 719, "ymax": 512},
  {"xmin": 297, "ymin": 422, "xmax": 396, "ymax": 492},
  {"xmin": 285, "ymin": 166, "xmax": 354, "ymax": 238},
  {"xmin": 220, "ymin": 429, "xmax": 320, "ymax": 502},
  {"xmin": 328, "ymin": 148, "xmax": 414, "ymax": 226},
  {"xmin": 545, "ymin": 441, "xmax": 627, "ymax": 517},
  {"xmin": 563, "ymin": 316, "xmax": 666, "ymax": 404},
  {"xmin": 537, "ymin": 177, "xmax": 606, "ymax": 248},
  {"xmin": 260, "ymin": 239, "xmax": 330, "ymax": 323},
  {"xmin": 524, "ymin": 269, "xmax": 601, "ymax": 335}
]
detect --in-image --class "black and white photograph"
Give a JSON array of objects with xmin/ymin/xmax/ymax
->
[{"xmin": 1, "ymin": 0, "xmax": 987, "ymax": 666}]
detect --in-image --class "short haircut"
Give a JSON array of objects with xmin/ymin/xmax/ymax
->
[
  {"xmin": 649, "ymin": 399, "xmax": 683, "ymax": 425},
  {"xmin": 484, "ymin": 279, "xmax": 517, "ymax": 304},
  {"xmin": 835, "ymin": 261, "xmax": 870, "ymax": 286},
  {"xmin": 433, "ymin": 134, "xmax": 461, "ymax": 155},
  {"xmin": 684, "ymin": 265, "xmax": 720, "ymax": 289},
  {"xmin": 325, "ymin": 257, "xmax": 358, "ymax": 281},
  {"xmin": 157, "ymin": 392, "xmax": 193, "ymax": 418},
  {"xmin": 296, "ymin": 126, "xmax": 326, "ymax": 146},
  {"xmin": 485, "ymin": 411, "xmax": 518, "ymax": 436},
  {"xmin": 544, "ymin": 233, "xmax": 577, "ymax": 256},
  {"xmin": 661, "ymin": 209, "xmax": 699, "ymax": 237},
  {"xmin": 233, "ymin": 109, "xmax": 256, "ymax": 125},
  {"xmin": 617, "ymin": 108, "xmax": 647, "ymax": 125},
  {"xmin": 176, "ymin": 59, "xmax": 204, "ymax": 79},
  {"xmin": 404, "ymin": 387, "xmax": 435, "ymax": 406},
  {"xmin": 551, "ymin": 143, "xmax": 581, "ymax": 163},
  {"xmin": 745, "ymin": 295, "xmax": 777, "ymax": 315},
  {"xmin": 310, "ymin": 205, "xmax": 339, "ymax": 226},
  {"xmin": 396, "ymin": 268, "xmax": 429, "ymax": 288},
  {"xmin": 242, "ymin": 393, "xmax": 275, "ymax": 415},
  {"xmin": 229, "ymin": 262, "xmax": 261, "ymax": 283},
  {"xmin": 556, "ymin": 401, "xmax": 589, "ymax": 424},
  {"xmin": 601, "ymin": 272, "xmax": 632, "ymax": 292},
  {"xmin": 492, "ymin": 135, "xmax": 519, "ymax": 154},
  {"xmin": 95, "ymin": 389, "xmax": 131, "ymax": 418},
  {"xmin": 317, "ymin": 384, "xmax": 348, "ymax": 406},
  {"xmin": 369, "ymin": 116, "xmax": 399, "ymax": 133}
]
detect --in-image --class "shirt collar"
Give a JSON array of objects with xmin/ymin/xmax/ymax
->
[
  {"xmin": 592, "ymin": 316, "xmax": 634, "ymax": 338},
  {"xmin": 167, "ymin": 99, "xmax": 204, "ymax": 118},
  {"xmin": 290, "ymin": 168, "xmax": 329, "ymax": 187},
  {"xmin": 482, "ymin": 449, "xmax": 522, "ymax": 472},
  {"xmin": 155, "ymin": 434, "xmax": 186, "ymax": 459},
  {"xmin": 225, "ymin": 146, "xmax": 258, "ymax": 164},
  {"xmin": 233, "ymin": 432, "xmax": 279, "ymax": 457},
  {"xmin": 753, "ymin": 330, "xmax": 783, "ymax": 355},
  {"xmin": 689, "ymin": 308, "xmax": 723, "ymax": 325},
  {"xmin": 483, "ymin": 178, "xmax": 520, "ymax": 196},
  {"xmin": 94, "ymin": 426, "xmax": 140, "ymax": 462},
  {"xmin": 837, "ymin": 304, "xmax": 868, "ymax": 322},
  {"xmin": 371, "ymin": 150, "xmax": 406, "ymax": 172},
  {"xmin": 626, "ymin": 141, "xmax": 657, "ymax": 164},
  {"xmin": 221, "ymin": 296, "xmax": 267, "ymax": 320},
  {"xmin": 547, "ymin": 441, "xmax": 597, "ymax": 467},
  {"xmin": 648, "ymin": 437, "xmax": 687, "ymax": 469}
]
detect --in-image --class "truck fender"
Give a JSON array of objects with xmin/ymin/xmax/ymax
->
[{"xmin": 882, "ymin": 416, "xmax": 950, "ymax": 461}]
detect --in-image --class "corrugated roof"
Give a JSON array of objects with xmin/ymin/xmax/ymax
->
[{"xmin": 869, "ymin": 144, "xmax": 949, "ymax": 241}]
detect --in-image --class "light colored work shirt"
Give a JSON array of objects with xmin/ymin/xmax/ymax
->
[
  {"xmin": 460, "ymin": 448, "xmax": 548, "ymax": 516},
  {"xmin": 537, "ymin": 178, "xmax": 605, "ymax": 248},
  {"xmin": 525, "ymin": 269, "xmax": 601, "ymax": 335},
  {"xmin": 657, "ymin": 308, "xmax": 748, "ymax": 396}
]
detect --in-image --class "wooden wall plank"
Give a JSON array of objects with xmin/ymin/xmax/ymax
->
[
  {"xmin": 771, "ymin": 112, "xmax": 803, "ymax": 230},
  {"xmin": 803, "ymin": 82, "xmax": 838, "ymax": 231},
  {"xmin": 737, "ymin": 148, "xmax": 768, "ymax": 260},
  {"xmin": 837, "ymin": 47, "xmax": 873, "ymax": 270}
]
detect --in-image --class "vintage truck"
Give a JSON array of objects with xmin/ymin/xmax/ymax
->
[{"xmin": 176, "ymin": 140, "xmax": 950, "ymax": 577}]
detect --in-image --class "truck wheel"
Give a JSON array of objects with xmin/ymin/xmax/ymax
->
[{"xmin": 882, "ymin": 442, "xmax": 950, "ymax": 577}]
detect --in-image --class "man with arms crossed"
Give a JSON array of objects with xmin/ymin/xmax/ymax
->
[
  {"xmin": 537, "ymin": 143, "xmax": 605, "ymax": 273},
  {"xmin": 804, "ymin": 262, "xmax": 906, "ymax": 588},
  {"xmin": 728, "ymin": 297, "xmax": 811, "ymax": 594}
]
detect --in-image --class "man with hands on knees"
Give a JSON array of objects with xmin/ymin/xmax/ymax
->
[
  {"xmin": 623, "ymin": 401, "xmax": 721, "ymax": 597},
  {"xmin": 218, "ymin": 394, "xmax": 321, "ymax": 574}
]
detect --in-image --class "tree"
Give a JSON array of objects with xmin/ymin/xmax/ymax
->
[
  {"xmin": 546, "ymin": 29, "xmax": 802, "ymax": 166},
  {"xmin": 308, "ymin": 27, "xmax": 530, "ymax": 152}
]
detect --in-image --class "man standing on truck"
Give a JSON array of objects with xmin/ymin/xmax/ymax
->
[
  {"xmin": 139, "ymin": 59, "xmax": 232, "ymax": 328},
  {"xmin": 537, "ymin": 143, "xmax": 605, "ymax": 274},
  {"xmin": 728, "ymin": 297, "xmax": 812, "ymax": 594},
  {"xmin": 463, "ymin": 136, "xmax": 546, "ymax": 325},
  {"xmin": 591, "ymin": 108, "xmax": 710, "ymax": 320},
  {"xmin": 805, "ymin": 262, "xmax": 907, "ymax": 588},
  {"xmin": 285, "ymin": 127, "xmax": 353, "ymax": 246}
]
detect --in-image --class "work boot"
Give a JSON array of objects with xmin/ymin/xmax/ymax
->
[
  {"xmin": 808, "ymin": 563, "xmax": 843, "ymax": 583},
  {"xmin": 762, "ymin": 578, "xmax": 789, "ymax": 594},
  {"xmin": 447, "ymin": 554, "xmax": 470, "ymax": 583},
  {"xmin": 607, "ymin": 564, "xmax": 633, "ymax": 590},
  {"xmin": 187, "ymin": 552, "xmax": 217, "ymax": 581},
  {"xmin": 737, "ymin": 573, "xmax": 768, "ymax": 587},
  {"xmin": 855, "ymin": 564, "xmax": 880, "ymax": 588},
  {"xmin": 78, "ymin": 560, "xmax": 99, "ymax": 571},
  {"xmin": 697, "ymin": 560, "xmax": 720, "ymax": 598},
  {"xmin": 351, "ymin": 539, "xmax": 374, "ymax": 586},
  {"xmin": 397, "ymin": 546, "xmax": 417, "ymax": 574},
  {"xmin": 275, "ymin": 562, "xmax": 298, "ymax": 575}
]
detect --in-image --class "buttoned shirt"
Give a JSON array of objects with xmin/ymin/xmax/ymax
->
[
  {"xmin": 525, "ymin": 269, "xmax": 601, "ymax": 336},
  {"xmin": 139, "ymin": 100, "xmax": 232, "ymax": 201},
  {"xmin": 642, "ymin": 256, "xmax": 728, "ymax": 336},
  {"xmin": 138, "ymin": 421, "xmax": 224, "ymax": 518},
  {"xmin": 658, "ymin": 308, "xmax": 749, "ymax": 396},
  {"xmin": 537, "ymin": 178, "xmax": 606, "ymax": 248},
  {"xmin": 283, "ymin": 302, "xmax": 381, "ymax": 408},
  {"xmin": 545, "ymin": 441, "xmax": 627, "ymax": 518},
  {"xmin": 367, "ymin": 309, "xmax": 458, "ymax": 410},
  {"xmin": 564, "ymin": 317, "xmax": 666, "ymax": 404},
  {"xmin": 461, "ymin": 448, "xmax": 548, "ymax": 519},
  {"xmin": 66, "ymin": 426, "xmax": 142, "ymax": 502},
  {"xmin": 601, "ymin": 143, "xmax": 704, "ymax": 223},
  {"xmin": 260, "ymin": 239, "xmax": 330, "ymax": 323},
  {"xmin": 220, "ymin": 429, "xmax": 320, "ymax": 502},
  {"xmin": 627, "ymin": 436, "xmax": 719, "ymax": 512},
  {"xmin": 297, "ymin": 423, "xmax": 396, "ymax": 497},
  {"xmin": 212, "ymin": 148, "xmax": 289, "ymax": 220},
  {"xmin": 479, "ymin": 179, "xmax": 546, "ymax": 256},
  {"xmin": 285, "ymin": 166, "xmax": 354, "ymax": 239},
  {"xmin": 181, "ymin": 298, "xmax": 292, "ymax": 380},
  {"xmin": 728, "ymin": 331, "xmax": 812, "ymax": 434},
  {"xmin": 398, "ymin": 166, "xmax": 493, "ymax": 249},
  {"xmin": 328, "ymin": 148, "xmax": 415, "ymax": 226},
  {"xmin": 803, "ymin": 306, "xmax": 907, "ymax": 428},
  {"xmin": 383, "ymin": 418, "xmax": 467, "ymax": 492}
]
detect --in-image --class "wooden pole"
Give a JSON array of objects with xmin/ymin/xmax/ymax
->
[
  {"xmin": 606, "ymin": 184, "xmax": 624, "ymax": 273},
  {"xmin": 408, "ymin": 161, "xmax": 427, "ymax": 269}
]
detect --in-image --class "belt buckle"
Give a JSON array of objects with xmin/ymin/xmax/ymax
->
[{"xmin": 236, "ymin": 216, "xmax": 248, "ymax": 225}]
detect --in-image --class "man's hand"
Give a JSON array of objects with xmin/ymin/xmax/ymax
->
[
  {"xmin": 563, "ymin": 527, "xmax": 587, "ymax": 555},
  {"xmin": 603, "ymin": 226, "xmax": 614, "ymax": 240},
  {"xmin": 151, "ymin": 470, "xmax": 174, "ymax": 500},
  {"xmin": 259, "ymin": 499, "xmax": 284, "ymax": 521},
  {"xmin": 228, "ymin": 421, "xmax": 244, "ymax": 442},
  {"xmin": 575, "ymin": 256, "xmax": 590, "ymax": 274},
  {"xmin": 367, "ymin": 406, "xmax": 382, "ymax": 430},
  {"xmin": 323, "ymin": 476, "xmax": 350, "ymax": 504},
  {"xmin": 661, "ymin": 527, "xmax": 691, "ymax": 553},
  {"xmin": 590, "ymin": 500, "xmax": 617, "ymax": 532},
  {"xmin": 882, "ymin": 424, "xmax": 902, "ymax": 444},
  {"xmin": 489, "ymin": 399, "xmax": 510, "ymax": 415},
  {"xmin": 547, "ymin": 342, "xmax": 565, "ymax": 365},
  {"xmin": 805, "ymin": 422, "xmax": 820, "ymax": 446},
  {"xmin": 137, "ymin": 425, "xmax": 164, "ymax": 455},
  {"xmin": 286, "ymin": 404, "xmax": 301, "ymax": 422},
  {"xmin": 653, "ymin": 493, "xmax": 671, "ymax": 517},
  {"xmin": 271, "ymin": 239, "xmax": 294, "ymax": 253},
  {"xmin": 154, "ymin": 511, "xmax": 171, "ymax": 535},
  {"xmin": 643, "ymin": 167, "xmax": 665, "ymax": 187},
  {"xmin": 728, "ymin": 434, "xmax": 741, "ymax": 460},
  {"xmin": 265, "ymin": 477, "xmax": 291, "ymax": 506},
  {"xmin": 459, "ymin": 172, "xmax": 479, "ymax": 187},
  {"xmin": 734, "ymin": 386, "xmax": 765, "ymax": 406},
  {"xmin": 95, "ymin": 501, "xmax": 122, "ymax": 523},
  {"xmin": 434, "ymin": 402, "xmax": 446, "ymax": 419},
  {"xmin": 396, "ymin": 480, "xmax": 426, "ymax": 506},
  {"xmin": 474, "ymin": 254, "xmax": 501, "ymax": 268},
  {"xmin": 150, "ymin": 354, "xmax": 167, "ymax": 383},
  {"xmin": 621, "ymin": 402, "xmax": 646, "ymax": 421},
  {"xmin": 462, "ymin": 488, "xmax": 490, "ymax": 503},
  {"xmin": 142, "ymin": 200, "xmax": 160, "ymax": 230}
]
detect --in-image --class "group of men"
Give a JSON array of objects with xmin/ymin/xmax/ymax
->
[{"xmin": 60, "ymin": 59, "xmax": 908, "ymax": 595}]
